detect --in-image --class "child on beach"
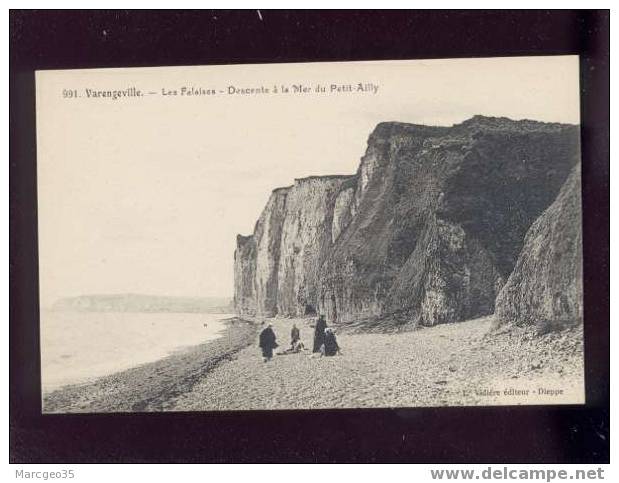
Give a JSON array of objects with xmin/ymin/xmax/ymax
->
[{"xmin": 290, "ymin": 323, "xmax": 300, "ymax": 347}]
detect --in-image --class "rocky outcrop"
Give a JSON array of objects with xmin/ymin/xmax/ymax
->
[
  {"xmin": 234, "ymin": 116, "xmax": 581, "ymax": 329},
  {"xmin": 331, "ymin": 187, "xmax": 355, "ymax": 243},
  {"xmin": 494, "ymin": 165, "xmax": 583, "ymax": 331}
]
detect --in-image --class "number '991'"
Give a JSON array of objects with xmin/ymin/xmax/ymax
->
[{"xmin": 62, "ymin": 89, "xmax": 78, "ymax": 98}]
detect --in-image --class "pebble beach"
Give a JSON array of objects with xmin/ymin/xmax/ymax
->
[{"xmin": 43, "ymin": 315, "xmax": 584, "ymax": 413}]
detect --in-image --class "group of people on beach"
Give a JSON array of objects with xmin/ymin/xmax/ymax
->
[{"xmin": 258, "ymin": 315, "xmax": 340, "ymax": 362}]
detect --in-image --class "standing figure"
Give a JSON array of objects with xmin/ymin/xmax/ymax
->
[
  {"xmin": 259, "ymin": 323, "xmax": 278, "ymax": 362},
  {"xmin": 290, "ymin": 323, "xmax": 300, "ymax": 347},
  {"xmin": 312, "ymin": 315, "xmax": 327, "ymax": 353}
]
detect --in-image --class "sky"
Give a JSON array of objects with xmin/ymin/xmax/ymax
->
[{"xmin": 36, "ymin": 56, "xmax": 580, "ymax": 307}]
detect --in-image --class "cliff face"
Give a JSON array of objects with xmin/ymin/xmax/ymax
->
[
  {"xmin": 276, "ymin": 176, "xmax": 355, "ymax": 316},
  {"xmin": 234, "ymin": 188, "xmax": 289, "ymax": 317},
  {"xmin": 494, "ymin": 165, "xmax": 583, "ymax": 331},
  {"xmin": 234, "ymin": 116, "xmax": 581, "ymax": 328},
  {"xmin": 234, "ymin": 176, "xmax": 354, "ymax": 318},
  {"xmin": 234, "ymin": 234, "xmax": 257, "ymax": 315}
]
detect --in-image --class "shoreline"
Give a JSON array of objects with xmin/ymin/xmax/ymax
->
[{"xmin": 42, "ymin": 317, "xmax": 258, "ymax": 413}]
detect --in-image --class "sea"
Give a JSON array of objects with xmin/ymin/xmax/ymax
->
[{"xmin": 40, "ymin": 310, "xmax": 234, "ymax": 392}]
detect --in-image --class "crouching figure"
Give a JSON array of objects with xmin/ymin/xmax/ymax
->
[{"xmin": 321, "ymin": 328, "xmax": 341, "ymax": 357}]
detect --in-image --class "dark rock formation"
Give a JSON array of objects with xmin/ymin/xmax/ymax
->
[
  {"xmin": 494, "ymin": 165, "xmax": 583, "ymax": 331},
  {"xmin": 234, "ymin": 116, "xmax": 580, "ymax": 328}
]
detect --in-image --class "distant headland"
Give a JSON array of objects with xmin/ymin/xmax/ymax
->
[{"xmin": 52, "ymin": 294, "xmax": 234, "ymax": 314}]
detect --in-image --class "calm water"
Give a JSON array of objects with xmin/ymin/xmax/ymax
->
[{"xmin": 40, "ymin": 311, "xmax": 233, "ymax": 392}]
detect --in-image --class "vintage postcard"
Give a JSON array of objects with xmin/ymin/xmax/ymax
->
[{"xmin": 36, "ymin": 56, "xmax": 584, "ymax": 413}]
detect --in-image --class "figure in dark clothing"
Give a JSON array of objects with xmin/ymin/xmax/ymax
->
[
  {"xmin": 312, "ymin": 315, "xmax": 328, "ymax": 353},
  {"xmin": 322, "ymin": 328, "xmax": 340, "ymax": 356},
  {"xmin": 259, "ymin": 324, "xmax": 278, "ymax": 362},
  {"xmin": 291, "ymin": 324, "xmax": 300, "ymax": 347}
]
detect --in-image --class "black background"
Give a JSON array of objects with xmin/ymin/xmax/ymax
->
[{"xmin": 9, "ymin": 10, "xmax": 609, "ymax": 463}]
